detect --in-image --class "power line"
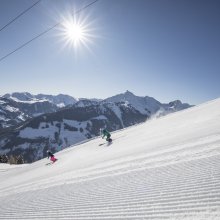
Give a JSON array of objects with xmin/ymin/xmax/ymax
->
[
  {"xmin": 0, "ymin": 0, "xmax": 42, "ymax": 32},
  {"xmin": 0, "ymin": 0, "xmax": 99, "ymax": 63},
  {"xmin": 0, "ymin": 24, "xmax": 59, "ymax": 62}
]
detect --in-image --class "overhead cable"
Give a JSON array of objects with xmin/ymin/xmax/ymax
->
[
  {"xmin": 0, "ymin": 0, "xmax": 99, "ymax": 62},
  {"xmin": 0, "ymin": 0, "xmax": 42, "ymax": 32}
]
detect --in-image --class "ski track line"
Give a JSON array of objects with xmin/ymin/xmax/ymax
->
[
  {"xmin": 1, "ymin": 136, "xmax": 219, "ymax": 190},
  {"xmin": 0, "ymin": 153, "xmax": 220, "ymax": 220},
  {"xmin": 1, "ymin": 150, "xmax": 220, "ymax": 196}
]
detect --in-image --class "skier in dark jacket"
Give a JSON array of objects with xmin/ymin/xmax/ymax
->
[
  {"xmin": 47, "ymin": 150, "xmax": 57, "ymax": 162},
  {"xmin": 100, "ymin": 128, "xmax": 112, "ymax": 142}
]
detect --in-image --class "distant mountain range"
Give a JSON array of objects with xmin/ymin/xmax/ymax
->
[
  {"xmin": 0, "ymin": 91, "xmax": 193, "ymax": 162},
  {"xmin": 3, "ymin": 92, "xmax": 78, "ymax": 107},
  {"xmin": 0, "ymin": 93, "xmax": 79, "ymax": 128}
]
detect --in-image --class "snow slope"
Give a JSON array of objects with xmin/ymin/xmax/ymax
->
[{"xmin": 0, "ymin": 98, "xmax": 220, "ymax": 219}]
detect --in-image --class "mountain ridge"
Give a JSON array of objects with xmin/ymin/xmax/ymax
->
[{"xmin": 0, "ymin": 91, "xmax": 192, "ymax": 129}]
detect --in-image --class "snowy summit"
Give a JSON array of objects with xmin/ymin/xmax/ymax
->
[{"xmin": 0, "ymin": 98, "xmax": 220, "ymax": 219}]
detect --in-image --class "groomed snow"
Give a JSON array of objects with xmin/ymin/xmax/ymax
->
[{"xmin": 0, "ymin": 98, "xmax": 220, "ymax": 219}]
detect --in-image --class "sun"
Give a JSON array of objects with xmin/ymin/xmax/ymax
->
[
  {"xmin": 58, "ymin": 13, "xmax": 95, "ymax": 51},
  {"xmin": 63, "ymin": 21, "xmax": 86, "ymax": 47}
]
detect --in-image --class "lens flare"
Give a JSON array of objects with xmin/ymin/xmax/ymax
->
[
  {"xmin": 58, "ymin": 12, "xmax": 97, "ymax": 52},
  {"xmin": 63, "ymin": 20, "xmax": 86, "ymax": 47}
]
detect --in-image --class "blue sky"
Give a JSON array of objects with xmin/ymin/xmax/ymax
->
[{"xmin": 0, "ymin": 0, "xmax": 219, "ymax": 105}]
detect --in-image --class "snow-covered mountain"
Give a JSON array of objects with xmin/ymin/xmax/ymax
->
[
  {"xmin": 3, "ymin": 92, "xmax": 78, "ymax": 107},
  {"xmin": 0, "ymin": 97, "xmax": 58, "ymax": 129},
  {"xmin": 0, "ymin": 92, "xmax": 78, "ymax": 128},
  {"xmin": 0, "ymin": 98, "xmax": 219, "ymax": 219},
  {"xmin": 3, "ymin": 92, "xmax": 36, "ymax": 102},
  {"xmin": 104, "ymin": 90, "xmax": 161, "ymax": 114},
  {"xmin": 35, "ymin": 94, "xmax": 78, "ymax": 107},
  {"xmin": 0, "ymin": 97, "xmax": 29, "ymax": 129},
  {"xmin": 105, "ymin": 90, "xmax": 192, "ymax": 116},
  {"xmin": 0, "ymin": 91, "xmax": 191, "ymax": 129}
]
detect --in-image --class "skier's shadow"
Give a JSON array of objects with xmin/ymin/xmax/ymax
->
[{"xmin": 99, "ymin": 142, "xmax": 112, "ymax": 147}]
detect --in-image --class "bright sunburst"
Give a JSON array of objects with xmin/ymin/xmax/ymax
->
[
  {"xmin": 63, "ymin": 21, "xmax": 86, "ymax": 47},
  {"xmin": 58, "ymin": 12, "xmax": 96, "ymax": 51}
]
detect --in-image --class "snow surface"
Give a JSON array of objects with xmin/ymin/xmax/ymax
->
[
  {"xmin": 0, "ymin": 98, "xmax": 220, "ymax": 219},
  {"xmin": 19, "ymin": 123, "xmax": 58, "ymax": 139},
  {"xmin": 8, "ymin": 96, "xmax": 48, "ymax": 104},
  {"xmin": 0, "ymin": 100, "xmax": 6, "ymax": 104},
  {"xmin": 16, "ymin": 113, "xmax": 26, "ymax": 121},
  {"xmin": 4, "ymin": 105, "xmax": 19, "ymax": 112},
  {"xmin": 106, "ymin": 103, "xmax": 124, "ymax": 127},
  {"xmin": 18, "ymin": 120, "xmax": 94, "ymax": 149},
  {"xmin": 0, "ymin": 115, "xmax": 7, "ymax": 121},
  {"xmin": 57, "ymin": 103, "xmax": 65, "ymax": 108}
]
